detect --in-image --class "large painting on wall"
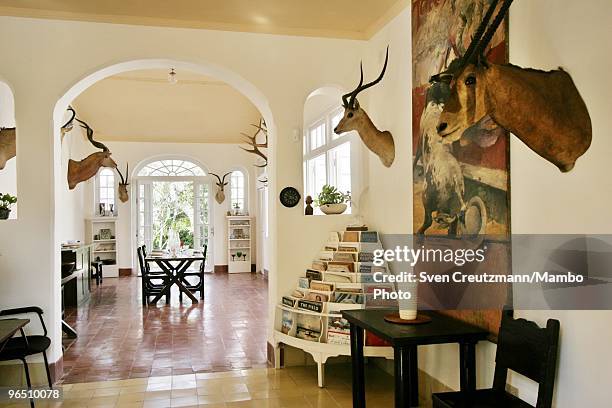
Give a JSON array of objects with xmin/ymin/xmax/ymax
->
[{"xmin": 411, "ymin": 0, "xmax": 510, "ymax": 337}]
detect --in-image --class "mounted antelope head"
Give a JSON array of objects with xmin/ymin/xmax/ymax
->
[
  {"xmin": 240, "ymin": 118, "xmax": 268, "ymax": 167},
  {"xmin": 116, "ymin": 163, "xmax": 130, "ymax": 203},
  {"xmin": 60, "ymin": 106, "xmax": 76, "ymax": 141},
  {"xmin": 434, "ymin": 0, "xmax": 591, "ymax": 172},
  {"xmin": 67, "ymin": 118, "xmax": 117, "ymax": 190},
  {"xmin": 210, "ymin": 172, "xmax": 232, "ymax": 204},
  {"xmin": 0, "ymin": 127, "xmax": 16, "ymax": 170},
  {"xmin": 334, "ymin": 47, "xmax": 395, "ymax": 168}
]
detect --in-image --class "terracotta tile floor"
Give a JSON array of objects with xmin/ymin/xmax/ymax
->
[
  {"xmin": 61, "ymin": 273, "xmax": 268, "ymax": 384},
  {"xmin": 0, "ymin": 365, "xmax": 398, "ymax": 407}
]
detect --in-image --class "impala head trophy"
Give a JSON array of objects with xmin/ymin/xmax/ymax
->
[
  {"xmin": 116, "ymin": 163, "xmax": 130, "ymax": 203},
  {"xmin": 210, "ymin": 172, "xmax": 232, "ymax": 204},
  {"xmin": 334, "ymin": 47, "xmax": 395, "ymax": 167},
  {"xmin": 433, "ymin": 0, "xmax": 591, "ymax": 172},
  {"xmin": 67, "ymin": 118, "xmax": 117, "ymax": 190}
]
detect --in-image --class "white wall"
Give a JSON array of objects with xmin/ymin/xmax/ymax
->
[
  {"xmin": 0, "ymin": 15, "xmax": 365, "ymax": 363},
  {"xmin": 361, "ymin": 2, "xmax": 612, "ymax": 407},
  {"xmin": 100, "ymin": 141, "xmax": 258, "ymax": 269}
]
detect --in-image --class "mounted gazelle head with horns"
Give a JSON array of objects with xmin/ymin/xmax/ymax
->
[
  {"xmin": 334, "ymin": 47, "xmax": 395, "ymax": 168},
  {"xmin": 116, "ymin": 163, "xmax": 130, "ymax": 203},
  {"xmin": 209, "ymin": 172, "xmax": 232, "ymax": 204},
  {"xmin": 67, "ymin": 118, "xmax": 117, "ymax": 190},
  {"xmin": 435, "ymin": 0, "xmax": 592, "ymax": 172}
]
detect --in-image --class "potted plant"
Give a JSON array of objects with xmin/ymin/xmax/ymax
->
[
  {"xmin": 315, "ymin": 185, "xmax": 350, "ymax": 215},
  {"xmin": 0, "ymin": 193, "xmax": 17, "ymax": 220}
]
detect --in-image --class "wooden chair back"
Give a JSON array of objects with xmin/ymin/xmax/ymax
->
[{"xmin": 493, "ymin": 312, "xmax": 560, "ymax": 408}]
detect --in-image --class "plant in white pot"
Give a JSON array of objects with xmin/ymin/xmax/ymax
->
[
  {"xmin": 0, "ymin": 193, "xmax": 16, "ymax": 220},
  {"xmin": 315, "ymin": 185, "xmax": 350, "ymax": 215}
]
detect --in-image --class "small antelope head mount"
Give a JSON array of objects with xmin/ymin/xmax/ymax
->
[
  {"xmin": 67, "ymin": 118, "xmax": 117, "ymax": 190},
  {"xmin": 210, "ymin": 172, "xmax": 232, "ymax": 204},
  {"xmin": 116, "ymin": 163, "xmax": 130, "ymax": 203},
  {"xmin": 334, "ymin": 47, "xmax": 395, "ymax": 168},
  {"xmin": 60, "ymin": 106, "xmax": 76, "ymax": 141},
  {"xmin": 240, "ymin": 118, "xmax": 268, "ymax": 168}
]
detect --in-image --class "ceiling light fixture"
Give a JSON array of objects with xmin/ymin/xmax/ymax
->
[{"xmin": 167, "ymin": 68, "xmax": 178, "ymax": 84}]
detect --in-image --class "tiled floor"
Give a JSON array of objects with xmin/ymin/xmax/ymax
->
[
  {"xmin": 61, "ymin": 273, "xmax": 268, "ymax": 384},
  {"xmin": 0, "ymin": 365, "xmax": 396, "ymax": 407}
]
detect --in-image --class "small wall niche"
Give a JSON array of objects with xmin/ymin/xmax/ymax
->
[{"xmin": 0, "ymin": 82, "xmax": 17, "ymax": 220}]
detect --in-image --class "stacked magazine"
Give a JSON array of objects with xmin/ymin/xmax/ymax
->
[{"xmin": 277, "ymin": 227, "xmax": 397, "ymax": 345}]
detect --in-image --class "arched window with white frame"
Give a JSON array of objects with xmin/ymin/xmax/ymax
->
[
  {"xmin": 230, "ymin": 170, "xmax": 247, "ymax": 214},
  {"xmin": 96, "ymin": 168, "xmax": 115, "ymax": 215}
]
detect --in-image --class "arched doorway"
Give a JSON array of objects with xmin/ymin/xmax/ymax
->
[{"xmin": 133, "ymin": 157, "xmax": 214, "ymax": 271}]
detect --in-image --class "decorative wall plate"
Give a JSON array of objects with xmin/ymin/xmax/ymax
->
[{"xmin": 279, "ymin": 187, "xmax": 301, "ymax": 208}]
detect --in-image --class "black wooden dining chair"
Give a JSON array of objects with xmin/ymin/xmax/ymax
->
[
  {"xmin": 137, "ymin": 246, "xmax": 171, "ymax": 305},
  {"xmin": 180, "ymin": 245, "xmax": 207, "ymax": 301},
  {"xmin": 0, "ymin": 306, "xmax": 53, "ymax": 407},
  {"xmin": 432, "ymin": 313, "xmax": 560, "ymax": 408}
]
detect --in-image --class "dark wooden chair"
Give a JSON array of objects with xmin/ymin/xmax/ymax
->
[
  {"xmin": 137, "ymin": 246, "xmax": 171, "ymax": 305},
  {"xmin": 179, "ymin": 244, "xmax": 207, "ymax": 301},
  {"xmin": 432, "ymin": 313, "xmax": 560, "ymax": 408},
  {"xmin": 0, "ymin": 307, "xmax": 53, "ymax": 407}
]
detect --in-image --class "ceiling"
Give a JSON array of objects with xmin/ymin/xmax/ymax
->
[
  {"xmin": 72, "ymin": 69, "xmax": 262, "ymax": 144},
  {"xmin": 0, "ymin": 0, "xmax": 407, "ymax": 39}
]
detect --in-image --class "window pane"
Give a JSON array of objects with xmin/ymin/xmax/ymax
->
[
  {"xmin": 306, "ymin": 154, "xmax": 327, "ymax": 198},
  {"xmin": 330, "ymin": 142, "xmax": 351, "ymax": 194},
  {"xmin": 309, "ymin": 122, "xmax": 326, "ymax": 150},
  {"xmin": 230, "ymin": 171, "xmax": 246, "ymax": 212}
]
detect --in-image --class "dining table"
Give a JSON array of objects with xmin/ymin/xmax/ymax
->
[{"xmin": 144, "ymin": 253, "xmax": 206, "ymax": 304}]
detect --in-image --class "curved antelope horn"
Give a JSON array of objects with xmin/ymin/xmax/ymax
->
[
  {"xmin": 61, "ymin": 106, "xmax": 76, "ymax": 131},
  {"xmin": 74, "ymin": 118, "xmax": 110, "ymax": 152},
  {"xmin": 342, "ymin": 62, "xmax": 364, "ymax": 108},
  {"xmin": 221, "ymin": 172, "xmax": 232, "ymax": 184},
  {"xmin": 209, "ymin": 172, "xmax": 223, "ymax": 185},
  {"xmin": 345, "ymin": 46, "xmax": 389, "ymax": 109},
  {"xmin": 116, "ymin": 163, "xmax": 129, "ymax": 185},
  {"xmin": 471, "ymin": 0, "xmax": 513, "ymax": 62}
]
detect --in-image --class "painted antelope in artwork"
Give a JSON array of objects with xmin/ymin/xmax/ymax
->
[
  {"xmin": 67, "ymin": 119, "xmax": 117, "ymax": 190},
  {"xmin": 116, "ymin": 163, "xmax": 130, "ymax": 203},
  {"xmin": 434, "ymin": 0, "xmax": 591, "ymax": 172},
  {"xmin": 209, "ymin": 172, "xmax": 232, "ymax": 204},
  {"xmin": 0, "ymin": 107, "xmax": 76, "ymax": 170},
  {"xmin": 334, "ymin": 47, "xmax": 395, "ymax": 167}
]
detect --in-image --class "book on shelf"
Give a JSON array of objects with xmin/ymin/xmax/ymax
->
[
  {"xmin": 304, "ymin": 291, "xmax": 330, "ymax": 302},
  {"xmin": 281, "ymin": 310, "xmax": 294, "ymax": 335},
  {"xmin": 324, "ymin": 271, "xmax": 354, "ymax": 283},
  {"xmin": 342, "ymin": 231, "xmax": 360, "ymax": 242},
  {"xmin": 306, "ymin": 269, "xmax": 323, "ymax": 281},
  {"xmin": 333, "ymin": 252, "xmax": 357, "ymax": 262},
  {"xmin": 311, "ymin": 261, "xmax": 327, "ymax": 271},
  {"xmin": 319, "ymin": 251, "xmax": 334, "ymax": 261},
  {"xmin": 297, "ymin": 299, "xmax": 324, "ymax": 313},
  {"xmin": 309, "ymin": 280, "xmax": 335, "ymax": 292},
  {"xmin": 327, "ymin": 261, "xmax": 354, "ymax": 272},
  {"xmin": 360, "ymin": 231, "xmax": 379, "ymax": 243},
  {"xmin": 298, "ymin": 277, "xmax": 310, "ymax": 289},
  {"xmin": 282, "ymin": 296, "xmax": 297, "ymax": 308},
  {"xmin": 295, "ymin": 314, "xmax": 322, "ymax": 342},
  {"xmin": 326, "ymin": 303, "xmax": 361, "ymax": 345},
  {"xmin": 358, "ymin": 252, "xmax": 375, "ymax": 262},
  {"xmin": 291, "ymin": 289, "xmax": 305, "ymax": 299},
  {"xmin": 333, "ymin": 290, "xmax": 365, "ymax": 304}
]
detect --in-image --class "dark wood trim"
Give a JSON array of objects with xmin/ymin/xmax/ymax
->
[
  {"xmin": 118, "ymin": 268, "xmax": 133, "ymax": 277},
  {"xmin": 251, "ymin": 263, "xmax": 256, "ymax": 273},
  {"xmin": 50, "ymin": 356, "xmax": 63, "ymax": 384},
  {"xmin": 214, "ymin": 265, "xmax": 228, "ymax": 273}
]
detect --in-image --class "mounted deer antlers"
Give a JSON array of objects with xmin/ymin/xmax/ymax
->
[
  {"xmin": 334, "ymin": 47, "xmax": 395, "ymax": 167},
  {"xmin": 240, "ymin": 118, "xmax": 268, "ymax": 168},
  {"xmin": 67, "ymin": 118, "xmax": 117, "ymax": 190},
  {"xmin": 116, "ymin": 163, "xmax": 130, "ymax": 203},
  {"xmin": 210, "ymin": 172, "xmax": 232, "ymax": 204}
]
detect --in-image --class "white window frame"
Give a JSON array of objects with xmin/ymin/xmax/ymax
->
[
  {"xmin": 95, "ymin": 167, "xmax": 116, "ymax": 216},
  {"xmin": 303, "ymin": 105, "xmax": 358, "ymax": 215},
  {"xmin": 230, "ymin": 169, "xmax": 248, "ymax": 213}
]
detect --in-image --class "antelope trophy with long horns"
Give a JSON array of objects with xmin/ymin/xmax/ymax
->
[
  {"xmin": 67, "ymin": 119, "xmax": 117, "ymax": 190},
  {"xmin": 434, "ymin": 0, "xmax": 591, "ymax": 172},
  {"xmin": 0, "ymin": 107, "xmax": 76, "ymax": 170},
  {"xmin": 210, "ymin": 172, "xmax": 232, "ymax": 204},
  {"xmin": 116, "ymin": 163, "xmax": 130, "ymax": 203},
  {"xmin": 334, "ymin": 47, "xmax": 395, "ymax": 167},
  {"xmin": 240, "ymin": 119, "xmax": 268, "ymax": 167}
]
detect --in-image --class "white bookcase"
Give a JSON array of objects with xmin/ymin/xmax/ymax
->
[
  {"xmin": 227, "ymin": 216, "xmax": 252, "ymax": 273},
  {"xmin": 86, "ymin": 217, "xmax": 119, "ymax": 278}
]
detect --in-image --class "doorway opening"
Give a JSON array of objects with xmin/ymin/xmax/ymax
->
[{"xmin": 134, "ymin": 158, "xmax": 213, "ymax": 272}]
